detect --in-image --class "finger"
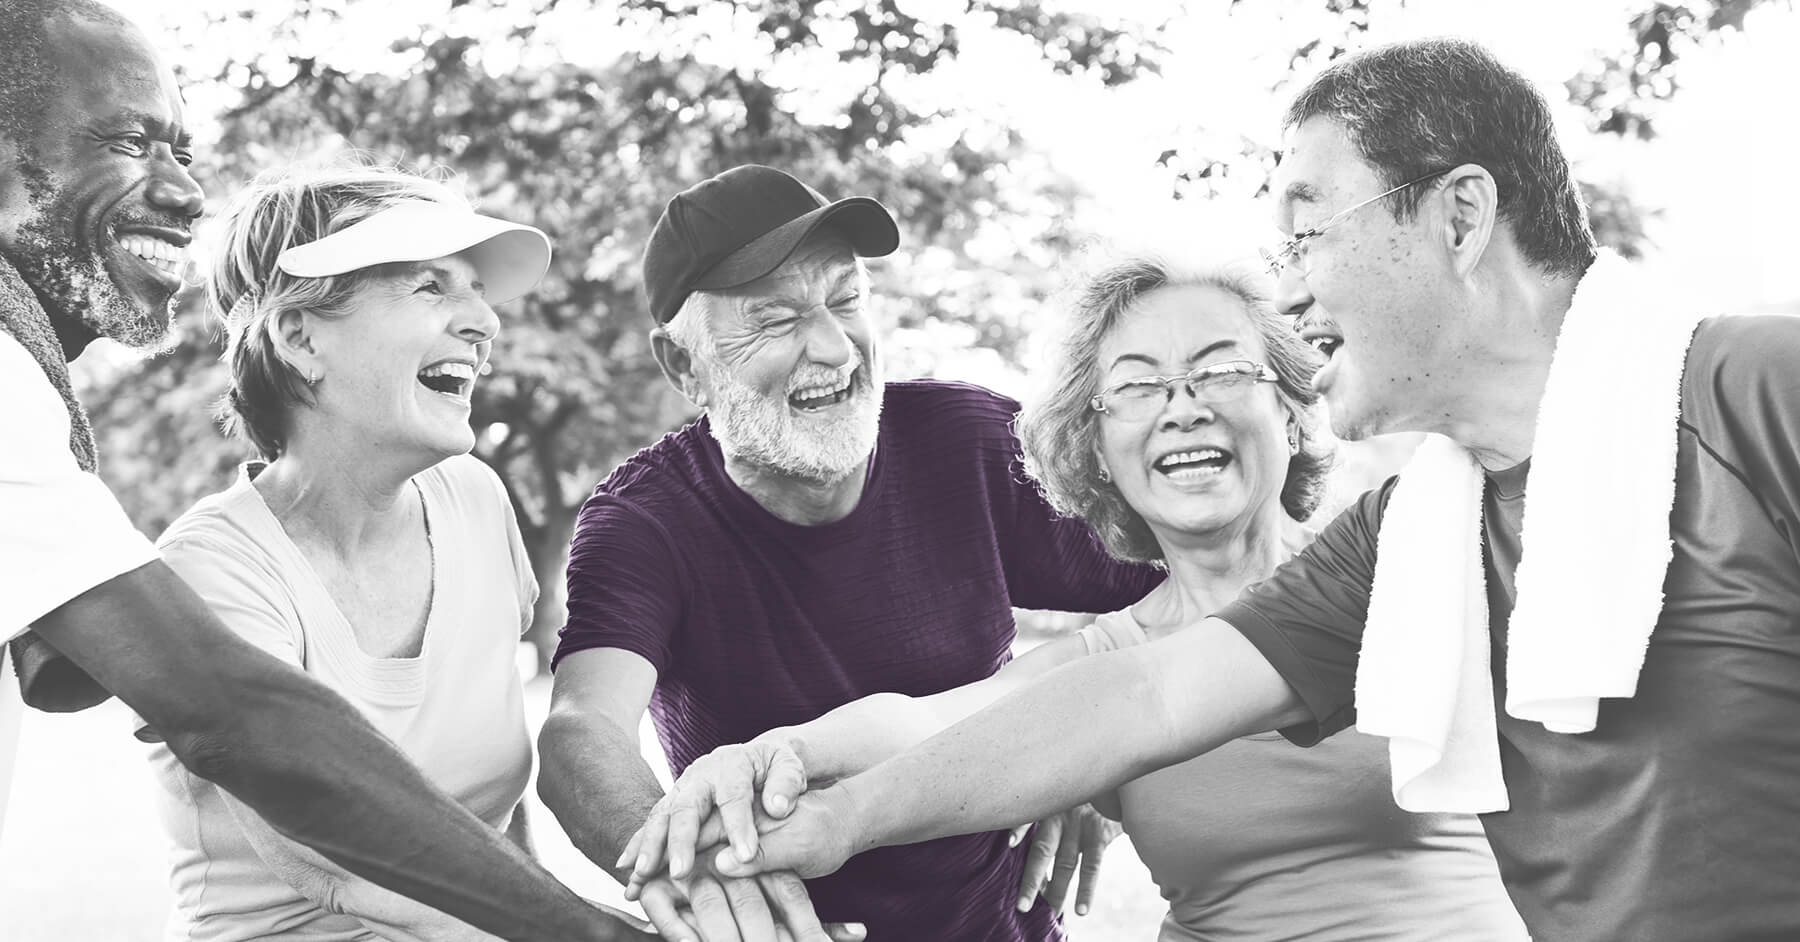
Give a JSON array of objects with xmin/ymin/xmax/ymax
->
[
  {"xmin": 1017, "ymin": 816, "xmax": 1062, "ymax": 911},
  {"xmin": 716, "ymin": 754, "xmax": 763, "ymax": 864},
  {"xmin": 825, "ymin": 924, "xmax": 868, "ymax": 942},
  {"xmin": 687, "ymin": 876, "xmax": 745, "ymax": 942},
  {"xmin": 720, "ymin": 875, "xmax": 779, "ymax": 942},
  {"xmin": 1074, "ymin": 814, "xmax": 1109, "ymax": 916},
  {"xmin": 618, "ymin": 825, "xmax": 647, "ymax": 875},
  {"xmin": 667, "ymin": 792, "xmax": 707, "ymax": 881},
  {"xmin": 638, "ymin": 882, "xmax": 700, "ymax": 942},
  {"xmin": 1043, "ymin": 817, "xmax": 1083, "ymax": 912},
  {"xmin": 631, "ymin": 797, "xmax": 676, "ymax": 881},
  {"xmin": 760, "ymin": 745, "xmax": 808, "ymax": 819},
  {"xmin": 1008, "ymin": 822, "xmax": 1031, "ymax": 848},
  {"xmin": 758, "ymin": 871, "xmax": 831, "ymax": 942}
]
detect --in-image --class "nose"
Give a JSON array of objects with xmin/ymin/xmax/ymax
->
[
  {"xmin": 1273, "ymin": 264, "xmax": 1314, "ymax": 320},
  {"xmin": 452, "ymin": 297, "xmax": 501, "ymax": 345},
  {"xmin": 145, "ymin": 151, "xmax": 205, "ymax": 221},
  {"xmin": 1159, "ymin": 383, "xmax": 1216, "ymax": 432},
  {"xmin": 802, "ymin": 309, "xmax": 855, "ymax": 369}
]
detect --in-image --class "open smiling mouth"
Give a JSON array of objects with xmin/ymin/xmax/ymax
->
[
  {"xmin": 1155, "ymin": 447, "xmax": 1233, "ymax": 480},
  {"xmin": 1298, "ymin": 319, "xmax": 1343, "ymax": 359},
  {"xmin": 789, "ymin": 371, "xmax": 857, "ymax": 411},
  {"xmin": 117, "ymin": 232, "xmax": 188, "ymax": 283},
  {"xmin": 417, "ymin": 361, "xmax": 476, "ymax": 401}
]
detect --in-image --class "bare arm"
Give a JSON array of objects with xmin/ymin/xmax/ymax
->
[
  {"xmin": 219, "ymin": 790, "xmax": 498, "ymax": 942},
  {"xmin": 536, "ymin": 648, "xmax": 666, "ymax": 880},
  {"xmin": 771, "ymin": 634, "xmax": 1093, "ymax": 783},
  {"xmin": 33, "ymin": 562, "xmax": 647, "ymax": 942},
  {"xmin": 717, "ymin": 616, "xmax": 1308, "ymax": 878}
]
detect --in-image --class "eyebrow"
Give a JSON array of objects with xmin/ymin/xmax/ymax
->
[
  {"xmin": 1108, "ymin": 339, "xmax": 1240, "ymax": 371},
  {"xmin": 1281, "ymin": 181, "xmax": 1324, "ymax": 206}
]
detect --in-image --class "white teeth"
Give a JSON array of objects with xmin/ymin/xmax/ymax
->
[
  {"xmin": 119, "ymin": 234, "xmax": 185, "ymax": 273},
  {"xmin": 420, "ymin": 361, "xmax": 476, "ymax": 381},
  {"xmin": 790, "ymin": 374, "xmax": 853, "ymax": 400},
  {"xmin": 1156, "ymin": 449, "xmax": 1226, "ymax": 469}
]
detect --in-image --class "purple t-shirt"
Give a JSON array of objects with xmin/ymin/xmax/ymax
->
[
  {"xmin": 1217, "ymin": 315, "xmax": 1800, "ymax": 942},
  {"xmin": 556, "ymin": 380, "xmax": 1162, "ymax": 941}
]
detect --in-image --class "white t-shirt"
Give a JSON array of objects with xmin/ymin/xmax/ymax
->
[
  {"xmin": 148, "ymin": 454, "xmax": 537, "ymax": 941},
  {"xmin": 0, "ymin": 332, "xmax": 158, "ymax": 841}
]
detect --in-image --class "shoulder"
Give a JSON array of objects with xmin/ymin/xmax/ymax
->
[
  {"xmin": 594, "ymin": 418, "xmax": 713, "ymax": 501},
  {"xmin": 1683, "ymin": 313, "xmax": 1800, "ymax": 387},
  {"xmin": 156, "ymin": 479, "xmax": 294, "ymax": 597},
  {"xmin": 0, "ymin": 332, "xmax": 77, "ymax": 464},
  {"xmin": 879, "ymin": 379, "xmax": 1022, "ymax": 448}
]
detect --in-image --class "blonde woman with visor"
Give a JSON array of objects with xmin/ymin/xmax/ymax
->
[{"xmin": 142, "ymin": 166, "xmax": 659, "ymax": 941}]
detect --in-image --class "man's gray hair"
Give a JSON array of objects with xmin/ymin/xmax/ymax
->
[{"xmin": 662, "ymin": 290, "xmax": 715, "ymax": 357}]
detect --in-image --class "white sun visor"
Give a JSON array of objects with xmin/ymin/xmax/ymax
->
[{"xmin": 276, "ymin": 200, "xmax": 553, "ymax": 304}]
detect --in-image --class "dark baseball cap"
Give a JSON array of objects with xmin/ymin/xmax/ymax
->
[{"xmin": 642, "ymin": 165, "xmax": 900, "ymax": 324}]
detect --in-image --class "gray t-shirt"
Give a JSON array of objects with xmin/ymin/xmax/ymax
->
[
  {"xmin": 1081, "ymin": 612, "xmax": 1526, "ymax": 941},
  {"xmin": 1219, "ymin": 315, "xmax": 1800, "ymax": 941}
]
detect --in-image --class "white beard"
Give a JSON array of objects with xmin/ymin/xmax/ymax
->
[{"xmin": 705, "ymin": 347, "xmax": 884, "ymax": 483}]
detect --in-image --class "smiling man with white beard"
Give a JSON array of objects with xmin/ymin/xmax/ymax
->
[{"xmin": 537, "ymin": 164, "xmax": 1163, "ymax": 942}]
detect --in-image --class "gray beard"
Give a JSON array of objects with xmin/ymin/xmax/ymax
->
[
  {"xmin": 706, "ymin": 356, "xmax": 885, "ymax": 484},
  {"xmin": 13, "ymin": 199, "xmax": 175, "ymax": 353}
]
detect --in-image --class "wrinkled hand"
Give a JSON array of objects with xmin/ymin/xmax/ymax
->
[
  {"xmin": 705, "ymin": 785, "xmax": 862, "ymax": 882},
  {"xmin": 632, "ymin": 855, "xmax": 862, "ymax": 942},
  {"xmin": 622, "ymin": 741, "xmax": 809, "ymax": 889},
  {"xmin": 1008, "ymin": 804, "xmax": 1122, "ymax": 916}
]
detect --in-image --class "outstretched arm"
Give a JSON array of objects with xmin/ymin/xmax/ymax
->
[
  {"xmin": 715, "ymin": 616, "xmax": 1307, "ymax": 879},
  {"xmin": 34, "ymin": 562, "xmax": 650, "ymax": 942}
]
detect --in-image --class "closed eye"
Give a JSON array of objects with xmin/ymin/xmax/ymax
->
[{"xmin": 414, "ymin": 280, "xmax": 444, "ymax": 296}]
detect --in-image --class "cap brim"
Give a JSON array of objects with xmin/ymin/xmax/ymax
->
[
  {"xmin": 693, "ymin": 197, "xmax": 899, "ymax": 291},
  {"xmin": 276, "ymin": 201, "xmax": 553, "ymax": 304}
]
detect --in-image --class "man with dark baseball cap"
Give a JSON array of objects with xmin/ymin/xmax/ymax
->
[{"xmin": 539, "ymin": 165, "xmax": 1159, "ymax": 942}]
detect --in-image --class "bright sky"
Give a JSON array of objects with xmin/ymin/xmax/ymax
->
[{"xmin": 110, "ymin": 0, "xmax": 1800, "ymax": 315}]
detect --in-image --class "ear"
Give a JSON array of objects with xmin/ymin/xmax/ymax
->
[
  {"xmin": 1436, "ymin": 164, "xmax": 1498, "ymax": 279},
  {"xmin": 650, "ymin": 326, "xmax": 707, "ymax": 408},
  {"xmin": 267, "ymin": 307, "xmax": 322, "ymax": 384}
]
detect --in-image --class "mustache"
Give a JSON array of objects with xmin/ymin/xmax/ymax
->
[
  {"xmin": 110, "ymin": 210, "xmax": 196, "ymax": 235},
  {"xmin": 786, "ymin": 348, "xmax": 864, "ymax": 394}
]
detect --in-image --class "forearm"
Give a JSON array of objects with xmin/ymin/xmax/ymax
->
[
  {"xmin": 38, "ymin": 565, "xmax": 621, "ymax": 942},
  {"xmin": 189, "ymin": 666, "xmax": 610, "ymax": 941},
  {"xmin": 843, "ymin": 619, "xmax": 1304, "ymax": 853},
  {"xmin": 764, "ymin": 692, "xmax": 948, "ymax": 783},
  {"xmin": 538, "ymin": 709, "xmax": 664, "ymax": 881}
]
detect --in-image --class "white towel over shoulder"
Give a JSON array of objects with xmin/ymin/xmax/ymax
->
[{"xmin": 1353, "ymin": 250, "xmax": 1708, "ymax": 814}]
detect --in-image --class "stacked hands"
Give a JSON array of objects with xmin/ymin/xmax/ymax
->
[{"xmin": 616, "ymin": 740, "xmax": 1122, "ymax": 941}]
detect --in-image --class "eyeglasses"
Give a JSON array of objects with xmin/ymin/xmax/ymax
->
[
  {"xmin": 1089, "ymin": 359, "xmax": 1279, "ymax": 421},
  {"xmin": 1261, "ymin": 168, "xmax": 1453, "ymax": 277}
]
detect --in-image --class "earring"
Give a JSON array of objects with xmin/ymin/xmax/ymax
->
[
  {"xmin": 306, "ymin": 370, "xmax": 320, "ymax": 387},
  {"xmin": 1097, "ymin": 465, "xmax": 1112, "ymax": 483},
  {"xmin": 1287, "ymin": 429, "xmax": 1300, "ymax": 455}
]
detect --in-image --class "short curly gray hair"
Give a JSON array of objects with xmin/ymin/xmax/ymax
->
[{"xmin": 1018, "ymin": 253, "xmax": 1333, "ymax": 564}]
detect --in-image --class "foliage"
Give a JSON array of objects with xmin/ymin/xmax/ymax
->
[{"xmin": 83, "ymin": 0, "xmax": 1160, "ymax": 665}]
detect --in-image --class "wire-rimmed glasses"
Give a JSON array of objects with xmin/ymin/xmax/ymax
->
[
  {"xmin": 1262, "ymin": 168, "xmax": 1453, "ymax": 277},
  {"xmin": 1089, "ymin": 359, "xmax": 1279, "ymax": 421}
]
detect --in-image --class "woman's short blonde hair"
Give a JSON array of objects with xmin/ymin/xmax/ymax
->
[
  {"xmin": 210, "ymin": 162, "xmax": 468, "ymax": 460},
  {"xmin": 1017, "ymin": 252, "xmax": 1334, "ymax": 564}
]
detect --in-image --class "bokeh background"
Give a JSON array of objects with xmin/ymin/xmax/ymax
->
[{"xmin": 5, "ymin": 0, "xmax": 1800, "ymax": 937}]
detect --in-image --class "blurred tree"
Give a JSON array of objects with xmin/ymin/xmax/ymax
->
[
  {"xmin": 1163, "ymin": 0, "xmax": 1790, "ymax": 258},
  {"xmin": 81, "ymin": 0, "xmax": 1162, "ymax": 667}
]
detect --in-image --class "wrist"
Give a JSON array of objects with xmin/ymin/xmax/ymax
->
[{"xmin": 826, "ymin": 776, "xmax": 880, "ymax": 858}]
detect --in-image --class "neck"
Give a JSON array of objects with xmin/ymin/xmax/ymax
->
[
  {"xmin": 1135, "ymin": 504, "xmax": 1310, "ymax": 639},
  {"xmin": 1417, "ymin": 262, "xmax": 1583, "ymax": 471},
  {"xmin": 253, "ymin": 430, "xmax": 430, "ymax": 556},
  {"xmin": 723, "ymin": 451, "xmax": 871, "ymax": 526}
]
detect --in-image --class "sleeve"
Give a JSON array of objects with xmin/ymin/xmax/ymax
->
[
  {"xmin": 158, "ymin": 534, "xmax": 304, "ymax": 667},
  {"xmin": 0, "ymin": 334, "xmax": 157, "ymax": 641},
  {"xmin": 1214, "ymin": 480, "xmax": 1394, "ymax": 745},
  {"xmin": 1681, "ymin": 315, "xmax": 1800, "ymax": 554},
  {"xmin": 984, "ymin": 401, "xmax": 1164, "ymax": 613},
  {"xmin": 550, "ymin": 491, "xmax": 685, "ymax": 674}
]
